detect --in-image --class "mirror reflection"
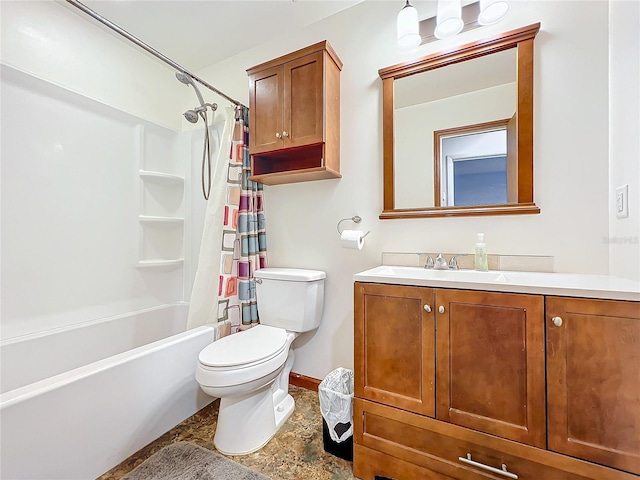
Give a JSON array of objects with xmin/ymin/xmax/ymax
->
[{"xmin": 394, "ymin": 49, "xmax": 516, "ymax": 209}]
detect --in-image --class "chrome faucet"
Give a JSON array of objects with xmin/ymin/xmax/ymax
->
[
  {"xmin": 434, "ymin": 254, "xmax": 449, "ymax": 270},
  {"xmin": 448, "ymin": 256, "xmax": 459, "ymax": 270}
]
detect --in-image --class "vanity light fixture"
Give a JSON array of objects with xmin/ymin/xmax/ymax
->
[
  {"xmin": 434, "ymin": 0, "xmax": 464, "ymax": 39},
  {"xmin": 478, "ymin": 0, "xmax": 510, "ymax": 25},
  {"xmin": 397, "ymin": 0, "xmax": 421, "ymax": 49},
  {"xmin": 396, "ymin": 0, "xmax": 510, "ymax": 48}
]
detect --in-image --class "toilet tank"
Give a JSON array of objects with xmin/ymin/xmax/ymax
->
[{"xmin": 254, "ymin": 268, "xmax": 325, "ymax": 332}]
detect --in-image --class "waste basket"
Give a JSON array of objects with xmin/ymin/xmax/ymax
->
[{"xmin": 318, "ymin": 367, "xmax": 354, "ymax": 461}]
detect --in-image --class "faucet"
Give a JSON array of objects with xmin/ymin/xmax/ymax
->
[
  {"xmin": 448, "ymin": 256, "xmax": 459, "ymax": 270},
  {"xmin": 434, "ymin": 254, "xmax": 449, "ymax": 270},
  {"xmin": 424, "ymin": 255, "xmax": 434, "ymax": 269}
]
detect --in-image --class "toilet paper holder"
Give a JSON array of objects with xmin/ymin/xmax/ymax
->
[{"xmin": 337, "ymin": 216, "xmax": 370, "ymax": 238}]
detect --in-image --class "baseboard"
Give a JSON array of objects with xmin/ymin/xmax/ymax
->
[{"xmin": 289, "ymin": 372, "xmax": 321, "ymax": 392}]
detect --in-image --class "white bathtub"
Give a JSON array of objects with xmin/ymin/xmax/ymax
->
[{"xmin": 0, "ymin": 303, "xmax": 216, "ymax": 480}]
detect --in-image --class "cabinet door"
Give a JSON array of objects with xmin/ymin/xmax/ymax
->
[
  {"xmin": 249, "ymin": 65, "xmax": 284, "ymax": 154},
  {"xmin": 547, "ymin": 296, "xmax": 640, "ymax": 475},
  {"xmin": 354, "ymin": 282, "xmax": 435, "ymax": 417},
  {"xmin": 283, "ymin": 51, "xmax": 324, "ymax": 149},
  {"xmin": 435, "ymin": 289, "xmax": 545, "ymax": 447}
]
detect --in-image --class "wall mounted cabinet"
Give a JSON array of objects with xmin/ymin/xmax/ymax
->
[
  {"xmin": 354, "ymin": 282, "xmax": 640, "ymax": 480},
  {"xmin": 247, "ymin": 41, "xmax": 342, "ymax": 185}
]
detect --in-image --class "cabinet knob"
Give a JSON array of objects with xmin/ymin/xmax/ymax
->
[
  {"xmin": 438, "ymin": 306, "xmax": 445, "ymax": 314},
  {"xmin": 282, "ymin": 131, "xmax": 289, "ymax": 138},
  {"xmin": 552, "ymin": 316, "xmax": 563, "ymax": 327},
  {"xmin": 275, "ymin": 132, "xmax": 282, "ymax": 139},
  {"xmin": 423, "ymin": 304, "xmax": 432, "ymax": 313}
]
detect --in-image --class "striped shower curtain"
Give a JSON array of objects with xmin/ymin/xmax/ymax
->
[{"xmin": 216, "ymin": 106, "xmax": 267, "ymax": 335}]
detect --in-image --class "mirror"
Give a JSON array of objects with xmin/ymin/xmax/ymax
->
[{"xmin": 380, "ymin": 23, "xmax": 540, "ymax": 219}]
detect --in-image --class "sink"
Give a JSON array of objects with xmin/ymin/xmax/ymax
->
[
  {"xmin": 354, "ymin": 266, "xmax": 640, "ymax": 301},
  {"xmin": 367, "ymin": 266, "xmax": 515, "ymax": 284}
]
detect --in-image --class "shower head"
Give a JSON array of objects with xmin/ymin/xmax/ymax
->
[
  {"xmin": 175, "ymin": 71, "xmax": 205, "ymax": 106},
  {"xmin": 175, "ymin": 71, "xmax": 192, "ymax": 85},
  {"xmin": 183, "ymin": 109, "xmax": 200, "ymax": 124},
  {"xmin": 182, "ymin": 103, "xmax": 217, "ymax": 124}
]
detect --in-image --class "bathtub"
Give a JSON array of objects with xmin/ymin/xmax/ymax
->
[{"xmin": 0, "ymin": 303, "xmax": 216, "ymax": 480}]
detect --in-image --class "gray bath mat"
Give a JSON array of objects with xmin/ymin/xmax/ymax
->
[{"xmin": 122, "ymin": 442, "xmax": 271, "ymax": 480}]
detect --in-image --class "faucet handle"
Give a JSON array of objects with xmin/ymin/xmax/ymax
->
[
  {"xmin": 424, "ymin": 255, "xmax": 434, "ymax": 269},
  {"xmin": 448, "ymin": 256, "xmax": 459, "ymax": 270}
]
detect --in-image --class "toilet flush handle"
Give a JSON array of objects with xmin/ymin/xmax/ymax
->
[{"xmin": 255, "ymin": 278, "xmax": 263, "ymax": 284}]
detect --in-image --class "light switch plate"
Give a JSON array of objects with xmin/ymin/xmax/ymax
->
[{"xmin": 616, "ymin": 184, "xmax": 629, "ymax": 219}]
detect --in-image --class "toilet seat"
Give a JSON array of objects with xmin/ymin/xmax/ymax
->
[
  {"xmin": 196, "ymin": 325, "xmax": 293, "ymax": 389},
  {"xmin": 199, "ymin": 325, "xmax": 288, "ymax": 369}
]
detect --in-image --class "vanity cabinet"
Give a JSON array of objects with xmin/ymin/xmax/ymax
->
[
  {"xmin": 247, "ymin": 41, "xmax": 342, "ymax": 185},
  {"xmin": 354, "ymin": 283, "xmax": 436, "ymax": 417},
  {"xmin": 546, "ymin": 296, "xmax": 640, "ymax": 476},
  {"xmin": 354, "ymin": 281, "xmax": 640, "ymax": 480},
  {"xmin": 435, "ymin": 289, "xmax": 545, "ymax": 448}
]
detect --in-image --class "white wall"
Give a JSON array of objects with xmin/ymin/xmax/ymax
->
[
  {"xmin": 0, "ymin": 0, "xmax": 182, "ymax": 130},
  {"xmin": 196, "ymin": 0, "xmax": 612, "ymax": 380},
  {"xmin": 609, "ymin": 0, "xmax": 640, "ymax": 281}
]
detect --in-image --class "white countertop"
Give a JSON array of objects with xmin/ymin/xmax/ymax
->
[{"xmin": 354, "ymin": 266, "xmax": 640, "ymax": 302}]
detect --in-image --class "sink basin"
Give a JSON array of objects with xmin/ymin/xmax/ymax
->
[{"xmin": 368, "ymin": 266, "xmax": 515, "ymax": 283}]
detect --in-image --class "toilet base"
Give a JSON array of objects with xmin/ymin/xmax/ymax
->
[{"xmin": 214, "ymin": 384, "xmax": 295, "ymax": 456}]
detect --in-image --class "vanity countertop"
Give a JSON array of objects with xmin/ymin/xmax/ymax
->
[{"xmin": 354, "ymin": 266, "xmax": 640, "ymax": 302}]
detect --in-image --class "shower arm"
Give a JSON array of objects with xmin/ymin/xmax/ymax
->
[{"xmin": 65, "ymin": 0, "xmax": 247, "ymax": 109}]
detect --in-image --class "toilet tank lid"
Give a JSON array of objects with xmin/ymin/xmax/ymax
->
[{"xmin": 254, "ymin": 268, "xmax": 326, "ymax": 281}]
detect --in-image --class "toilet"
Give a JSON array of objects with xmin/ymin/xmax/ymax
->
[{"xmin": 195, "ymin": 267, "xmax": 325, "ymax": 455}]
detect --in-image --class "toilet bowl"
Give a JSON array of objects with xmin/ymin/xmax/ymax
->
[{"xmin": 195, "ymin": 268, "xmax": 325, "ymax": 455}]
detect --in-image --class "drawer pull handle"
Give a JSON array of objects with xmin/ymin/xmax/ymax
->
[
  {"xmin": 424, "ymin": 304, "xmax": 432, "ymax": 313},
  {"xmin": 458, "ymin": 453, "xmax": 518, "ymax": 479}
]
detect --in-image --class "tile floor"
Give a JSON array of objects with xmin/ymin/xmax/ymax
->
[{"xmin": 97, "ymin": 385, "xmax": 354, "ymax": 480}]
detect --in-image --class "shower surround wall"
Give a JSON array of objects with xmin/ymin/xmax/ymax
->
[
  {"xmin": 0, "ymin": 0, "xmax": 213, "ymax": 340},
  {"xmin": 1, "ymin": 65, "xmax": 185, "ymax": 339}
]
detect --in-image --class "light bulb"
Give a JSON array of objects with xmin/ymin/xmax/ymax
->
[
  {"xmin": 478, "ymin": 0, "xmax": 510, "ymax": 25},
  {"xmin": 397, "ymin": 1, "xmax": 421, "ymax": 49},
  {"xmin": 434, "ymin": 0, "xmax": 464, "ymax": 39}
]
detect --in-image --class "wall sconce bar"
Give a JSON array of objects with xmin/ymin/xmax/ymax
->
[{"xmin": 419, "ymin": 2, "xmax": 482, "ymax": 45}]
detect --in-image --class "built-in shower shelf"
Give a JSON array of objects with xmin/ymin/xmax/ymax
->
[
  {"xmin": 139, "ymin": 170, "xmax": 184, "ymax": 185},
  {"xmin": 139, "ymin": 215, "xmax": 184, "ymax": 225},
  {"xmin": 137, "ymin": 259, "xmax": 184, "ymax": 268}
]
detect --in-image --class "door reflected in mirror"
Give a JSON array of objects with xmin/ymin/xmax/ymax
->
[{"xmin": 435, "ymin": 118, "xmax": 515, "ymax": 207}]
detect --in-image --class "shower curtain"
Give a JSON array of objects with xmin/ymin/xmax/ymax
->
[
  {"xmin": 187, "ymin": 106, "xmax": 266, "ymax": 335},
  {"xmin": 187, "ymin": 106, "xmax": 234, "ymax": 332},
  {"xmin": 217, "ymin": 106, "xmax": 266, "ymax": 334}
]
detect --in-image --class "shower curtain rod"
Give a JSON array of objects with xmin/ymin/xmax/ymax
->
[{"xmin": 65, "ymin": 0, "xmax": 247, "ymax": 109}]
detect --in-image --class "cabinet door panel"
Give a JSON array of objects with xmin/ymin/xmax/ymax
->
[
  {"xmin": 249, "ymin": 66, "xmax": 283, "ymax": 154},
  {"xmin": 547, "ymin": 296, "xmax": 640, "ymax": 475},
  {"xmin": 355, "ymin": 282, "xmax": 435, "ymax": 416},
  {"xmin": 284, "ymin": 51, "xmax": 324, "ymax": 148},
  {"xmin": 436, "ymin": 289, "xmax": 545, "ymax": 447}
]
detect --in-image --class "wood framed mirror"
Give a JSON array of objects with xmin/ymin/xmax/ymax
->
[{"xmin": 379, "ymin": 23, "xmax": 540, "ymax": 219}]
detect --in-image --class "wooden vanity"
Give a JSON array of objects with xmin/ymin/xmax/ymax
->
[{"xmin": 353, "ymin": 267, "xmax": 640, "ymax": 480}]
